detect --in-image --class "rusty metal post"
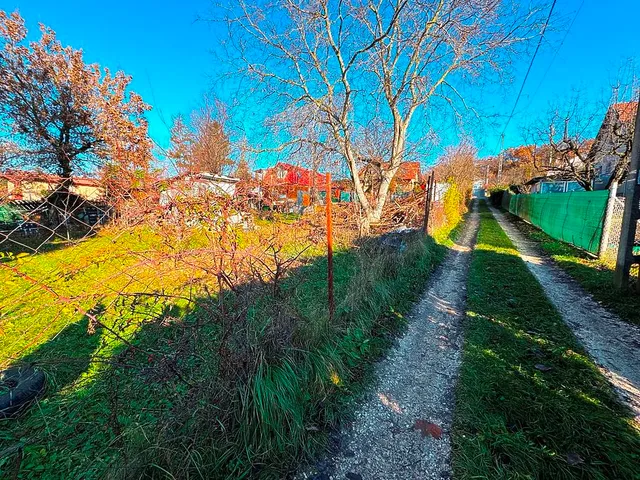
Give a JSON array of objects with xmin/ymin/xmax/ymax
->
[{"xmin": 326, "ymin": 173, "xmax": 335, "ymax": 321}]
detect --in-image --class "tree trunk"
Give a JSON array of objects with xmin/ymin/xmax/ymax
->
[{"xmin": 51, "ymin": 151, "xmax": 74, "ymax": 238}]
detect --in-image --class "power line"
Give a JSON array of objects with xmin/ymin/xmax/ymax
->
[
  {"xmin": 493, "ymin": 0, "xmax": 558, "ymax": 156},
  {"xmin": 520, "ymin": 0, "xmax": 585, "ymax": 114}
]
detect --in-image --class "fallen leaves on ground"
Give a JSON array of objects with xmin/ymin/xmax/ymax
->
[{"xmin": 413, "ymin": 419, "xmax": 442, "ymax": 439}]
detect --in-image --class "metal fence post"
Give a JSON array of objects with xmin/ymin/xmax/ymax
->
[{"xmin": 326, "ymin": 173, "xmax": 334, "ymax": 321}]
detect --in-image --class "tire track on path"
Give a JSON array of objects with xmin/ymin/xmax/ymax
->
[{"xmin": 489, "ymin": 205, "xmax": 640, "ymax": 425}]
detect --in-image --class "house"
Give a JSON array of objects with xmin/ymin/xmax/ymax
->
[
  {"xmin": 159, "ymin": 172, "xmax": 240, "ymax": 207},
  {"xmin": 254, "ymin": 162, "xmax": 327, "ymax": 207},
  {"xmin": 591, "ymin": 101, "xmax": 638, "ymax": 191},
  {"xmin": 525, "ymin": 175, "xmax": 585, "ymax": 194},
  {"xmin": 394, "ymin": 161, "xmax": 423, "ymax": 192},
  {"xmin": 0, "ymin": 170, "xmax": 109, "ymax": 230},
  {"xmin": 0, "ymin": 170, "xmax": 104, "ymax": 201},
  {"xmin": 360, "ymin": 160, "xmax": 424, "ymax": 199}
]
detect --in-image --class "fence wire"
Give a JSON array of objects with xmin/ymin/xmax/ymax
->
[{"xmin": 0, "ymin": 170, "xmax": 462, "ymax": 478}]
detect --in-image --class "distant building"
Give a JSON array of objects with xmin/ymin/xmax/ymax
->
[
  {"xmin": 159, "ymin": 172, "xmax": 240, "ymax": 207},
  {"xmin": 591, "ymin": 101, "xmax": 638, "ymax": 192},
  {"xmin": 360, "ymin": 160, "xmax": 424, "ymax": 199},
  {"xmin": 394, "ymin": 162, "xmax": 423, "ymax": 192},
  {"xmin": 525, "ymin": 176, "xmax": 585, "ymax": 194},
  {"xmin": 255, "ymin": 162, "xmax": 327, "ymax": 207},
  {"xmin": 0, "ymin": 170, "xmax": 104, "ymax": 201}
]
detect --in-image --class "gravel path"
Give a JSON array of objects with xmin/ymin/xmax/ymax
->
[
  {"xmin": 489, "ymin": 205, "xmax": 640, "ymax": 424},
  {"xmin": 301, "ymin": 204, "xmax": 480, "ymax": 480}
]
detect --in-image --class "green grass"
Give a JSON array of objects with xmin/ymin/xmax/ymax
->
[
  {"xmin": 0, "ymin": 219, "xmax": 458, "ymax": 479},
  {"xmin": 0, "ymin": 229, "xmax": 182, "ymax": 363},
  {"xmin": 453, "ymin": 204, "xmax": 640, "ymax": 479},
  {"xmin": 509, "ymin": 216, "xmax": 640, "ymax": 326}
]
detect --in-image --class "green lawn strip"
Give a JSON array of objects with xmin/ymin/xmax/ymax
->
[
  {"xmin": 0, "ymin": 221, "xmax": 460, "ymax": 479},
  {"xmin": 507, "ymin": 214, "xmax": 640, "ymax": 326},
  {"xmin": 453, "ymin": 205, "xmax": 640, "ymax": 480}
]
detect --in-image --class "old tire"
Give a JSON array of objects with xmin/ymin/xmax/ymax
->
[{"xmin": 0, "ymin": 366, "xmax": 46, "ymax": 418}]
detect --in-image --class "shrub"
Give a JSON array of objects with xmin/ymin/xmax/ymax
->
[{"xmin": 443, "ymin": 182, "xmax": 464, "ymax": 226}]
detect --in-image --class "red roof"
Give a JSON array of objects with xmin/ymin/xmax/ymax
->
[
  {"xmin": 612, "ymin": 101, "xmax": 638, "ymax": 124},
  {"xmin": 395, "ymin": 162, "xmax": 421, "ymax": 182},
  {"xmin": 260, "ymin": 162, "xmax": 326, "ymax": 188}
]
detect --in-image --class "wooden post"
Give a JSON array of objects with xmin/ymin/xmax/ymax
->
[
  {"xmin": 614, "ymin": 99, "xmax": 640, "ymax": 290},
  {"xmin": 326, "ymin": 173, "xmax": 335, "ymax": 321},
  {"xmin": 423, "ymin": 172, "xmax": 435, "ymax": 234},
  {"xmin": 431, "ymin": 172, "xmax": 437, "ymax": 204}
]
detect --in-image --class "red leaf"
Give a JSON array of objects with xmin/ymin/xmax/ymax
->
[{"xmin": 413, "ymin": 420, "xmax": 442, "ymax": 439}]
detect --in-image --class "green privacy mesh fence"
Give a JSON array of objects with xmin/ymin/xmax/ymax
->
[{"xmin": 502, "ymin": 190, "xmax": 609, "ymax": 255}]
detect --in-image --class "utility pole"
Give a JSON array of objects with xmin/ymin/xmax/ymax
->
[{"xmin": 614, "ymin": 99, "xmax": 640, "ymax": 290}]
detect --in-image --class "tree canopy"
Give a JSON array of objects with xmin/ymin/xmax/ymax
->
[
  {"xmin": 0, "ymin": 10, "xmax": 152, "ymax": 184},
  {"xmin": 168, "ymin": 97, "xmax": 232, "ymax": 175}
]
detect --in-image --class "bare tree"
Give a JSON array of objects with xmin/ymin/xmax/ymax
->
[
  {"xmin": 217, "ymin": 0, "xmax": 546, "ymax": 229},
  {"xmin": 0, "ymin": 11, "xmax": 152, "ymax": 189},
  {"xmin": 530, "ymin": 114, "xmax": 595, "ymax": 190},
  {"xmin": 435, "ymin": 142, "xmax": 477, "ymax": 192},
  {"xmin": 532, "ymin": 89, "xmax": 637, "ymax": 192},
  {"xmin": 168, "ymin": 96, "xmax": 232, "ymax": 175}
]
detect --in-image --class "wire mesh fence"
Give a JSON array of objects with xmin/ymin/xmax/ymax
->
[{"xmin": 0, "ymin": 169, "xmax": 462, "ymax": 477}]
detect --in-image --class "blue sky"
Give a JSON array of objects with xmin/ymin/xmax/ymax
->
[{"xmin": 1, "ymin": 0, "xmax": 638, "ymax": 169}]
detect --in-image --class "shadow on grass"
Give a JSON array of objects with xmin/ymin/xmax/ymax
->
[
  {"xmin": 453, "ymin": 208, "xmax": 640, "ymax": 480},
  {"xmin": 0, "ymin": 229, "xmax": 451, "ymax": 480},
  {"xmin": 18, "ymin": 314, "xmax": 105, "ymax": 394},
  {"xmin": 506, "ymin": 212, "xmax": 640, "ymax": 326},
  {"xmin": 0, "ymin": 226, "xmax": 101, "ymax": 258}
]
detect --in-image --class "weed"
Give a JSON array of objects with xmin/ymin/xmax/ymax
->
[{"xmin": 0, "ymin": 219, "xmax": 456, "ymax": 478}]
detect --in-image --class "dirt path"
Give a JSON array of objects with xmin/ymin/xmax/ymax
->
[
  {"xmin": 489, "ymin": 206, "xmax": 640, "ymax": 424},
  {"xmin": 301, "ymin": 204, "xmax": 480, "ymax": 480}
]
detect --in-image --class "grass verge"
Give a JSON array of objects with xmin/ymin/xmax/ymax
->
[
  {"xmin": 0, "ymin": 220, "xmax": 458, "ymax": 479},
  {"xmin": 453, "ymin": 204, "xmax": 640, "ymax": 479},
  {"xmin": 508, "ymin": 214, "xmax": 640, "ymax": 326}
]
